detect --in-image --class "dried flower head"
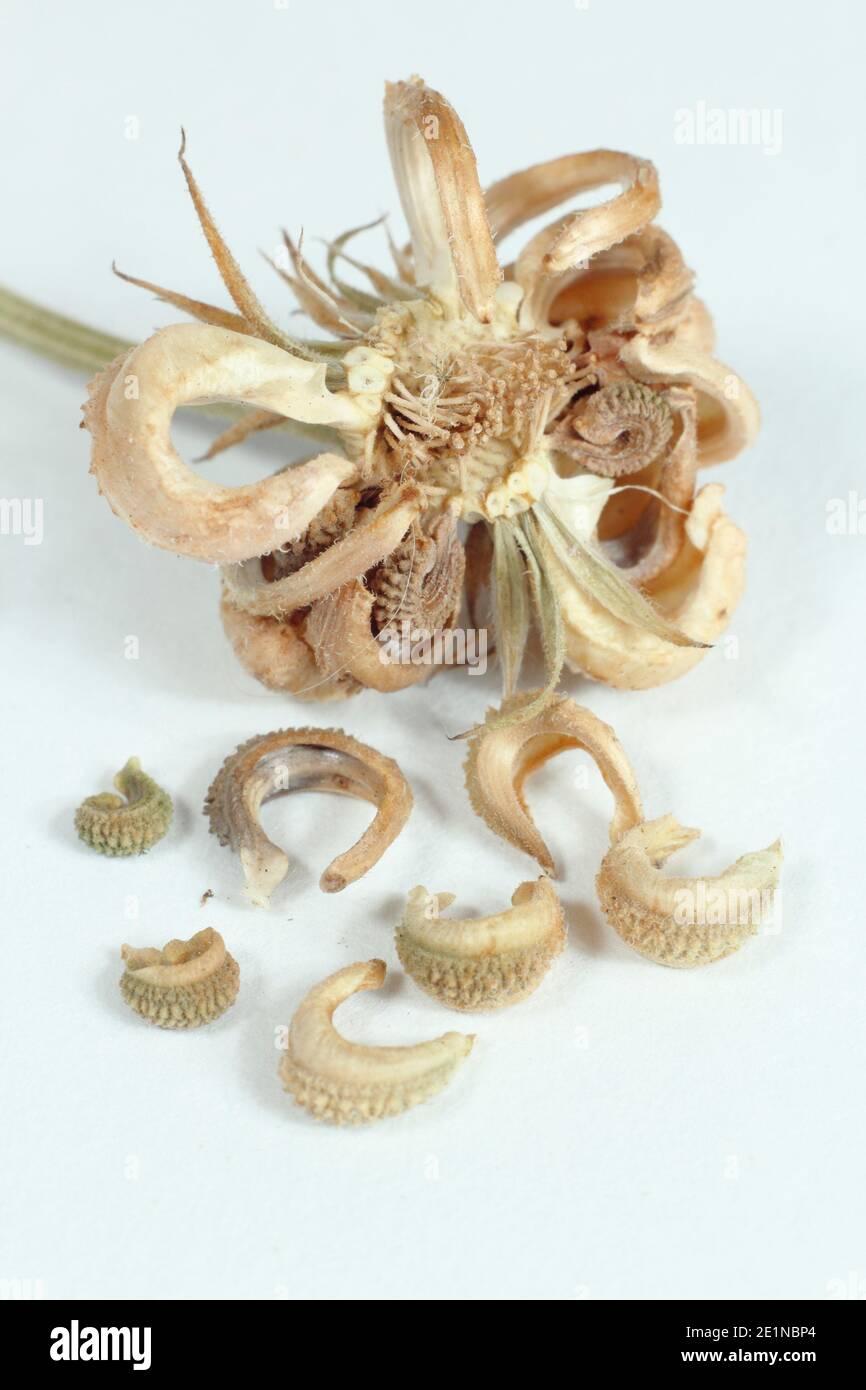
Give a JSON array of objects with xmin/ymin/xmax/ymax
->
[
  {"xmin": 74, "ymin": 757, "xmax": 173, "ymax": 856},
  {"xmin": 82, "ymin": 77, "xmax": 759, "ymax": 705},
  {"xmin": 120, "ymin": 927, "xmax": 240, "ymax": 1027}
]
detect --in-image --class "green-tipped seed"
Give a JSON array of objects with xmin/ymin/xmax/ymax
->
[{"xmin": 74, "ymin": 757, "xmax": 173, "ymax": 856}]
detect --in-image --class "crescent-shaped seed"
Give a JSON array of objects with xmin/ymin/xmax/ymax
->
[
  {"xmin": 120, "ymin": 927, "xmax": 240, "ymax": 1028},
  {"xmin": 204, "ymin": 728, "xmax": 413, "ymax": 907},
  {"xmin": 279, "ymin": 959, "xmax": 474, "ymax": 1124},
  {"xmin": 74, "ymin": 757, "xmax": 173, "ymax": 856},
  {"xmin": 464, "ymin": 693, "xmax": 643, "ymax": 874},
  {"xmin": 596, "ymin": 815, "xmax": 783, "ymax": 967},
  {"xmin": 397, "ymin": 878, "xmax": 566, "ymax": 1011}
]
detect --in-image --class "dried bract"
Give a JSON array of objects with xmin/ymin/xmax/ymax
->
[
  {"xmin": 597, "ymin": 816, "xmax": 783, "ymax": 966},
  {"xmin": 279, "ymin": 959, "xmax": 474, "ymax": 1124},
  {"xmin": 204, "ymin": 727, "xmax": 412, "ymax": 907},
  {"xmin": 75, "ymin": 756, "xmax": 172, "ymax": 856},
  {"xmin": 397, "ymin": 878, "xmax": 565, "ymax": 1011},
  {"xmin": 464, "ymin": 693, "xmax": 643, "ymax": 873},
  {"xmin": 120, "ymin": 927, "xmax": 240, "ymax": 1027}
]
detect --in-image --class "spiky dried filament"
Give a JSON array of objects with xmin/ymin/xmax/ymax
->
[
  {"xmin": 464, "ymin": 693, "xmax": 643, "ymax": 874},
  {"xmin": 279, "ymin": 959, "xmax": 474, "ymax": 1125},
  {"xmin": 75, "ymin": 757, "xmax": 172, "ymax": 856},
  {"xmin": 204, "ymin": 728, "xmax": 412, "ymax": 907},
  {"xmin": 397, "ymin": 878, "xmax": 565, "ymax": 1011},
  {"xmin": 120, "ymin": 928, "xmax": 239, "ymax": 1028},
  {"xmin": 552, "ymin": 483, "xmax": 745, "ymax": 689},
  {"xmin": 597, "ymin": 816, "xmax": 783, "ymax": 967},
  {"xmin": 552, "ymin": 381, "xmax": 673, "ymax": 477}
]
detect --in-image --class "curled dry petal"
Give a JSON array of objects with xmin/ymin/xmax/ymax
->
[
  {"xmin": 83, "ymin": 324, "xmax": 366, "ymax": 563},
  {"xmin": 597, "ymin": 816, "xmax": 783, "ymax": 967},
  {"xmin": 546, "ymin": 227, "xmax": 695, "ymax": 336},
  {"xmin": 620, "ymin": 334, "xmax": 759, "ymax": 467},
  {"xmin": 552, "ymin": 483, "xmax": 746, "ymax": 689},
  {"xmin": 74, "ymin": 757, "xmax": 172, "ymax": 856},
  {"xmin": 204, "ymin": 728, "xmax": 413, "ymax": 907},
  {"xmin": 220, "ymin": 484, "xmax": 422, "ymax": 617},
  {"xmin": 120, "ymin": 927, "xmax": 240, "ymax": 1028},
  {"xmin": 384, "ymin": 77, "xmax": 500, "ymax": 321},
  {"xmin": 220, "ymin": 593, "xmax": 360, "ymax": 700},
  {"xmin": 508, "ymin": 151, "xmax": 661, "ymax": 326},
  {"xmin": 397, "ymin": 878, "xmax": 566, "ymax": 1011},
  {"xmin": 279, "ymin": 959, "xmax": 474, "ymax": 1125},
  {"xmin": 464, "ymin": 693, "xmax": 643, "ymax": 874}
]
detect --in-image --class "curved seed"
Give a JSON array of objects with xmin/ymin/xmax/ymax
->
[
  {"xmin": 204, "ymin": 728, "xmax": 413, "ymax": 907},
  {"xmin": 397, "ymin": 878, "xmax": 566, "ymax": 1011},
  {"xmin": 597, "ymin": 816, "xmax": 783, "ymax": 967},
  {"xmin": 279, "ymin": 959, "xmax": 474, "ymax": 1124},
  {"xmin": 75, "ymin": 757, "xmax": 172, "ymax": 856}
]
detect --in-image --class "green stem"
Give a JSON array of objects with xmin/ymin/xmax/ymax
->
[{"xmin": 0, "ymin": 283, "xmax": 342, "ymax": 445}]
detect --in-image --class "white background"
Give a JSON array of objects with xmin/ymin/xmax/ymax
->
[{"xmin": 1, "ymin": 0, "xmax": 864, "ymax": 1301}]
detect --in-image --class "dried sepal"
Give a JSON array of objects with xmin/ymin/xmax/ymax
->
[
  {"xmin": 464, "ymin": 693, "xmax": 643, "ymax": 874},
  {"xmin": 83, "ymin": 325, "xmax": 365, "ymax": 563},
  {"xmin": 279, "ymin": 959, "xmax": 474, "ymax": 1125},
  {"xmin": 120, "ymin": 927, "xmax": 239, "ymax": 1028},
  {"xmin": 597, "ymin": 816, "xmax": 783, "ymax": 967},
  {"xmin": 397, "ymin": 878, "xmax": 566, "ymax": 1011},
  {"xmin": 552, "ymin": 483, "xmax": 746, "ymax": 689},
  {"xmin": 204, "ymin": 727, "xmax": 413, "ymax": 907},
  {"xmin": 75, "ymin": 757, "xmax": 172, "ymax": 856}
]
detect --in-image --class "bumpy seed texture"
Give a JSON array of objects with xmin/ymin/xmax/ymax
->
[
  {"xmin": 119, "ymin": 927, "xmax": 239, "ymax": 1028},
  {"xmin": 279, "ymin": 959, "xmax": 474, "ymax": 1125},
  {"xmin": 75, "ymin": 756, "xmax": 172, "ymax": 856},
  {"xmin": 596, "ymin": 815, "xmax": 783, "ymax": 967},
  {"xmin": 397, "ymin": 880, "xmax": 566, "ymax": 1011}
]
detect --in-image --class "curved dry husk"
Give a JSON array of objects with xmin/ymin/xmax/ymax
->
[
  {"xmin": 204, "ymin": 727, "xmax": 413, "ymax": 907},
  {"xmin": 597, "ymin": 816, "xmax": 783, "ymax": 966},
  {"xmin": 464, "ymin": 692, "xmax": 643, "ymax": 873},
  {"xmin": 397, "ymin": 878, "xmax": 566, "ymax": 1011},
  {"xmin": 551, "ymin": 484, "xmax": 746, "ymax": 689},
  {"xmin": 279, "ymin": 959, "xmax": 474, "ymax": 1124},
  {"xmin": 75, "ymin": 757, "xmax": 172, "ymax": 856},
  {"xmin": 120, "ymin": 927, "xmax": 240, "ymax": 1027}
]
